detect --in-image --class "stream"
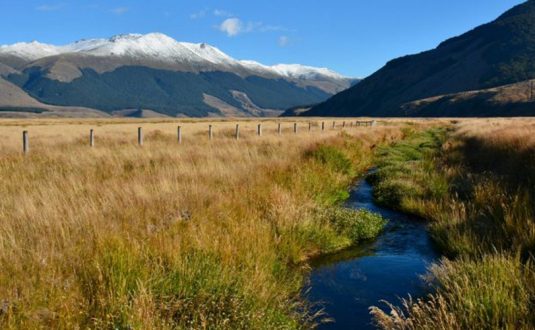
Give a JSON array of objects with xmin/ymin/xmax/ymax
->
[{"xmin": 305, "ymin": 178, "xmax": 440, "ymax": 329}]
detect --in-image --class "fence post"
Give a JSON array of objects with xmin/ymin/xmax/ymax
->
[
  {"xmin": 294, "ymin": 122, "xmax": 297, "ymax": 134},
  {"xmin": 208, "ymin": 125, "xmax": 213, "ymax": 140},
  {"xmin": 22, "ymin": 130, "xmax": 29, "ymax": 155},
  {"xmin": 235, "ymin": 124, "xmax": 240, "ymax": 140},
  {"xmin": 177, "ymin": 126, "xmax": 182, "ymax": 144},
  {"xmin": 278, "ymin": 123, "xmax": 282, "ymax": 135},
  {"xmin": 89, "ymin": 129, "xmax": 94, "ymax": 147},
  {"xmin": 332, "ymin": 121, "xmax": 336, "ymax": 129},
  {"xmin": 257, "ymin": 123, "xmax": 262, "ymax": 136},
  {"xmin": 342, "ymin": 121, "xmax": 346, "ymax": 128},
  {"xmin": 350, "ymin": 122, "xmax": 353, "ymax": 128},
  {"xmin": 322, "ymin": 122, "xmax": 325, "ymax": 132},
  {"xmin": 138, "ymin": 127, "xmax": 143, "ymax": 146}
]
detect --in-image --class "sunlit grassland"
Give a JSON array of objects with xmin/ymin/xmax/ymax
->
[
  {"xmin": 370, "ymin": 119, "xmax": 535, "ymax": 329},
  {"xmin": 0, "ymin": 118, "xmax": 417, "ymax": 329}
]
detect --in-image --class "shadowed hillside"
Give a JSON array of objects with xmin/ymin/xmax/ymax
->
[{"xmin": 303, "ymin": 0, "xmax": 535, "ymax": 117}]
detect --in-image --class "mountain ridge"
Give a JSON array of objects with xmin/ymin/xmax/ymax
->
[
  {"xmin": 0, "ymin": 33, "xmax": 349, "ymax": 82},
  {"xmin": 301, "ymin": 0, "xmax": 535, "ymax": 117},
  {"xmin": 0, "ymin": 33, "xmax": 356, "ymax": 118}
]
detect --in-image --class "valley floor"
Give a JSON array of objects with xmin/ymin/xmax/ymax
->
[
  {"xmin": 1, "ymin": 117, "xmax": 532, "ymax": 329},
  {"xmin": 0, "ymin": 117, "xmax": 412, "ymax": 329}
]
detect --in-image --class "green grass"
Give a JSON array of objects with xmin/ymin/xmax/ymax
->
[
  {"xmin": 276, "ymin": 139, "xmax": 388, "ymax": 262},
  {"xmin": 368, "ymin": 127, "xmax": 448, "ymax": 215}
]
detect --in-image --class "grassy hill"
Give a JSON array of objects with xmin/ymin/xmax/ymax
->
[{"xmin": 402, "ymin": 79, "xmax": 535, "ymax": 117}]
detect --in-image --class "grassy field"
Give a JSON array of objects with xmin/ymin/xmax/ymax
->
[
  {"xmin": 370, "ymin": 118, "xmax": 535, "ymax": 329},
  {"xmin": 0, "ymin": 117, "xmax": 419, "ymax": 329},
  {"xmin": 7, "ymin": 117, "xmax": 531, "ymax": 329}
]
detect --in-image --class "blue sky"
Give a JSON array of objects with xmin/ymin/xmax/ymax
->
[{"xmin": 0, "ymin": 0, "xmax": 525, "ymax": 77}]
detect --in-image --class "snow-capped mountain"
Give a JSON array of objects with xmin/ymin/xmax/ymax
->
[
  {"xmin": 0, "ymin": 33, "xmax": 357, "ymax": 118},
  {"xmin": 0, "ymin": 33, "xmax": 349, "ymax": 81}
]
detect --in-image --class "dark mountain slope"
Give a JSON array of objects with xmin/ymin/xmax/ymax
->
[
  {"xmin": 8, "ymin": 66, "xmax": 331, "ymax": 117},
  {"xmin": 304, "ymin": 0, "xmax": 535, "ymax": 117}
]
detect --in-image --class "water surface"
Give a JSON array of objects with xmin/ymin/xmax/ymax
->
[{"xmin": 306, "ymin": 179, "xmax": 439, "ymax": 329}]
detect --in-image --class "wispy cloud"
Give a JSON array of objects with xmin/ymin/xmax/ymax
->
[
  {"xmin": 278, "ymin": 36, "xmax": 290, "ymax": 47},
  {"xmin": 111, "ymin": 7, "xmax": 129, "ymax": 15},
  {"xmin": 260, "ymin": 25, "xmax": 288, "ymax": 32},
  {"xmin": 213, "ymin": 9, "xmax": 232, "ymax": 17},
  {"xmin": 190, "ymin": 9, "xmax": 208, "ymax": 19},
  {"xmin": 35, "ymin": 3, "xmax": 65, "ymax": 11},
  {"xmin": 191, "ymin": 8, "xmax": 232, "ymax": 20}
]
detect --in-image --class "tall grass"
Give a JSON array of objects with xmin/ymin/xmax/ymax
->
[
  {"xmin": 370, "ymin": 119, "xmax": 535, "ymax": 329},
  {"xmin": 371, "ymin": 254, "xmax": 535, "ymax": 329},
  {"xmin": 0, "ymin": 119, "xmax": 403, "ymax": 329}
]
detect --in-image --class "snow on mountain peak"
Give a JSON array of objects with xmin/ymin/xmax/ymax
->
[
  {"xmin": 0, "ymin": 33, "xmax": 348, "ymax": 80},
  {"xmin": 271, "ymin": 64, "xmax": 345, "ymax": 80},
  {"xmin": 0, "ymin": 41, "xmax": 61, "ymax": 60}
]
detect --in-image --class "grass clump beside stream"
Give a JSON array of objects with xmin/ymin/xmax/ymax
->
[
  {"xmin": 369, "ymin": 121, "xmax": 535, "ymax": 329},
  {"xmin": 367, "ymin": 127, "xmax": 448, "ymax": 214},
  {"xmin": 0, "ymin": 121, "xmax": 397, "ymax": 329}
]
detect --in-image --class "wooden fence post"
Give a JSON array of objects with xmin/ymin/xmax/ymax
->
[
  {"xmin": 332, "ymin": 121, "xmax": 336, "ymax": 129},
  {"xmin": 89, "ymin": 129, "xmax": 94, "ymax": 147},
  {"xmin": 208, "ymin": 125, "xmax": 213, "ymax": 140},
  {"xmin": 22, "ymin": 130, "xmax": 29, "ymax": 155},
  {"xmin": 322, "ymin": 121, "xmax": 325, "ymax": 132},
  {"xmin": 235, "ymin": 124, "xmax": 240, "ymax": 140},
  {"xmin": 294, "ymin": 122, "xmax": 297, "ymax": 134},
  {"xmin": 278, "ymin": 123, "xmax": 282, "ymax": 135},
  {"xmin": 177, "ymin": 126, "xmax": 182, "ymax": 144},
  {"xmin": 343, "ymin": 121, "xmax": 346, "ymax": 128},
  {"xmin": 257, "ymin": 123, "xmax": 262, "ymax": 136},
  {"xmin": 138, "ymin": 127, "xmax": 143, "ymax": 146}
]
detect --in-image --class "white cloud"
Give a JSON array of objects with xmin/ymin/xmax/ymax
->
[
  {"xmin": 219, "ymin": 18, "xmax": 243, "ymax": 37},
  {"xmin": 278, "ymin": 36, "xmax": 290, "ymax": 47},
  {"xmin": 35, "ymin": 3, "xmax": 64, "ymax": 11},
  {"xmin": 111, "ymin": 7, "xmax": 129, "ymax": 15}
]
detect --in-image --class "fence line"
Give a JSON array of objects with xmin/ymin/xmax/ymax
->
[{"xmin": 19, "ymin": 120, "xmax": 377, "ymax": 154}]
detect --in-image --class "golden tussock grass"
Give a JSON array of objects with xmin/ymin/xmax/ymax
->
[{"xmin": 0, "ymin": 118, "xmax": 415, "ymax": 329}]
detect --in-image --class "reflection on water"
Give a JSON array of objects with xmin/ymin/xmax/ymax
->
[{"xmin": 305, "ymin": 179, "xmax": 439, "ymax": 329}]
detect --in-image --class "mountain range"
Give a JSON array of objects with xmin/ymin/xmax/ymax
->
[
  {"xmin": 295, "ymin": 0, "xmax": 535, "ymax": 117},
  {"xmin": 0, "ymin": 33, "xmax": 356, "ymax": 118}
]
